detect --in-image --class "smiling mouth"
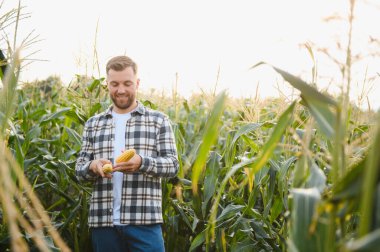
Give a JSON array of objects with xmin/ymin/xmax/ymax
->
[{"xmin": 116, "ymin": 95, "xmax": 128, "ymax": 99}]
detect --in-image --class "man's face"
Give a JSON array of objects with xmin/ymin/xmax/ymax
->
[{"xmin": 107, "ymin": 67, "xmax": 140, "ymax": 112}]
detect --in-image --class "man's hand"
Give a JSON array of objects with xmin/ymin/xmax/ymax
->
[
  {"xmin": 89, "ymin": 159, "xmax": 113, "ymax": 178},
  {"xmin": 113, "ymin": 154, "xmax": 142, "ymax": 173}
]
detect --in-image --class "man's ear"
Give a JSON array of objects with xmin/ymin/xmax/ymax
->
[{"xmin": 136, "ymin": 78, "xmax": 140, "ymax": 89}]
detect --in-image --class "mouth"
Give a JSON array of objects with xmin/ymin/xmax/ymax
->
[{"xmin": 115, "ymin": 95, "xmax": 129, "ymax": 99}]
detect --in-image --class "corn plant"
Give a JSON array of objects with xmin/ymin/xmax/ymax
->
[
  {"xmin": 4, "ymin": 76, "xmax": 109, "ymax": 251},
  {"xmin": 3, "ymin": 67, "xmax": 377, "ymax": 251}
]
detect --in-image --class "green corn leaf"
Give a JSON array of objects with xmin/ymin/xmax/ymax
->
[
  {"xmin": 87, "ymin": 78, "xmax": 102, "ymax": 92},
  {"xmin": 346, "ymin": 229, "xmax": 380, "ymax": 252},
  {"xmin": 250, "ymin": 219, "xmax": 271, "ymax": 239},
  {"xmin": 251, "ymin": 62, "xmax": 336, "ymax": 105},
  {"xmin": 215, "ymin": 204, "xmax": 244, "ymax": 224},
  {"xmin": 40, "ymin": 107, "xmax": 71, "ymax": 125},
  {"xmin": 89, "ymin": 102, "xmax": 102, "ymax": 117},
  {"xmin": 249, "ymin": 102, "xmax": 296, "ymax": 174},
  {"xmin": 252, "ymin": 62, "xmax": 337, "ymax": 138},
  {"xmin": 305, "ymin": 162, "xmax": 327, "ymax": 193},
  {"xmin": 231, "ymin": 123, "xmax": 262, "ymax": 144},
  {"xmin": 7, "ymin": 119, "xmax": 24, "ymax": 167},
  {"xmin": 359, "ymin": 112, "xmax": 380, "ymax": 237},
  {"xmin": 207, "ymin": 156, "xmax": 256, "ymax": 242},
  {"xmin": 208, "ymin": 102, "xmax": 295, "ymax": 242},
  {"xmin": 270, "ymin": 196, "xmax": 284, "ymax": 223},
  {"xmin": 64, "ymin": 126, "xmax": 82, "ymax": 146},
  {"xmin": 192, "ymin": 92, "xmax": 226, "ymax": 194},
  {"xmin": 263, "ymin": 166, "xmax": 277, "ymax": 218},
  {"xmin": 272, "ymin": 66, "xmax": 335, "ymax": 104},
  {"xmin": 303, "ymin": 98, "xmax": 336, "ymax": 138},
  {"xmin": 189, "ymin": 230, "xmax": 206, "ymax": 252},
  {"xmin": 288, "ymin": 188, "xmax": 328, "ymax": 252},
  {"xmin": 171, "ymin": 201, "xmax": 193, "ymax": 231},
  {"xmin": 0, "ymin": 53, "xmax": 20, "ymax": 135},
  {"xmin": 332, "ymin": 158, "xmax": 365, "ymax": 202},
  {"xmin": 231, "ymin": 240, "xmax": 257, "ymax": 252},
  {"xmin": 202, "ymin": 151, "xmax": 221, "ymax": 217}
]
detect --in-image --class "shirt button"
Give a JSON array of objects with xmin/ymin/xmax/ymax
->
[{"xmin": 109, "ymin": 208, "xmax": 113, "ymax": 213}]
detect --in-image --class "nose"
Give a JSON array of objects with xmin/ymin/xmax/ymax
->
[{"xmin": 116, "ymin": 86, "xmax": 127, "ymax": 94}]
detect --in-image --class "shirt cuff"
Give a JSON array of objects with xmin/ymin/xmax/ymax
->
[
  {"xmin": 84, "ymin": 161, "xmax": 98, "ymax": 179},
  {"xmin": 139, "ymin": 155, "xmax": 152, "ymax": 173}
]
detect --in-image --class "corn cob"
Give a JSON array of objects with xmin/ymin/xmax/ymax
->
[
  {"xmin": 102, "ymin": 163, "xmax": 113, "ymax": 173},
  {"xmin": 116, "ymin": 149, "xmax": 136, "ymax": 163}
]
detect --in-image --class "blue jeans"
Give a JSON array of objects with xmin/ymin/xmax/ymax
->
[{"xmin": 91, "ymin": 224, "xmax": 165, "ymax": 252}]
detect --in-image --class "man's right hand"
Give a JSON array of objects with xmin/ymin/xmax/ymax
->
[{"xmin": 89, "ymin": 159, "xmax": 112, "ymax": 178}]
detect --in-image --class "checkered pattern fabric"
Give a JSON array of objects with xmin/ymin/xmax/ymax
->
[{"xmin": 75, "ymin": 102, "xmax": 179, "ymax": 227}]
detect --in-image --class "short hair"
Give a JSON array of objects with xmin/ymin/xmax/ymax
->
[{"xmin": 106, "ymin": 56, "xmax": 138, "ymax": 75}]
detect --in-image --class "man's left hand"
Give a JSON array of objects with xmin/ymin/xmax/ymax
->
[{"xmin": 113, "ymin": 154, "xmax": 142, "ymax": 173}]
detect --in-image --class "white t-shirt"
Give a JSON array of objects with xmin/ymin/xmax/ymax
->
[{"xmin": 111, "ymin": 111, "xmax": 131, "ymax": 225}]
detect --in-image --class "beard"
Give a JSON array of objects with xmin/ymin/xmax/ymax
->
[{"xmin": 110, "ymin": 93, "xmax": 135, "ymax": 110}]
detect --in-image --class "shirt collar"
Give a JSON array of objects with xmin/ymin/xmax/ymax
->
[{"xmin": 105, "ymin": 101, "xmax": 145, "ymax": 117}]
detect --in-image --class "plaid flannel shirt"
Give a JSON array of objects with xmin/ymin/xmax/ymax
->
[{"xmin": 75, "ymin": 102, "xmax": 179, "ymax": 227}]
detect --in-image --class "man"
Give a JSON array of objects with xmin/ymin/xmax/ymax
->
[{"xmin": 75, "ymin": 55, "xmax": 179, "ymax": 251}]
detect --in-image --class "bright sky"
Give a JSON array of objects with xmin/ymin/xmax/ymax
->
[{"xmin": 3, "ymin": 0, "xmax": 380, "ymax": 109}]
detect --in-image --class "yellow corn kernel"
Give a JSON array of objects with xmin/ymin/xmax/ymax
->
[
  {"xmin": 102, "ymin": 163, "xmax": 113, "ymax": 173},
  {"xmin": 116, "ymin": 149, "xmax": 136, "ymax": 163}
]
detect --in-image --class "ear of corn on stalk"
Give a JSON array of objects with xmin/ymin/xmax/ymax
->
[
  {"xmin": 102, "ymin": 163, "xmax": 113, "ymax": 173},
  {"xmin": 116, "ymin": 149, "xmax": 136, "ymax": 163}
]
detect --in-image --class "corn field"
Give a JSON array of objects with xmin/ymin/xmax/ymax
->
[{"xmin": 1, "ymin": 1, "xmax": 380, "ymax": 252}]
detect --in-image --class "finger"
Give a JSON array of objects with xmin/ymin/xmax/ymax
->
[
  {"xmin": 112, "ymin": 166, "xmax": 126, "ymax": 173},
  {"xmin": 113, "ymin": 161, "xmax": 129, "ymax": 168},
  {"xmin": 99, "ymin": 159, "xmax": 111, "ymax": 165},
  {"xmin": 97, "ymin": 162, "xmax": 106, "ymax": 177},
  {"xmin": 123, "ymin": 166, "xmax": 137, "ymax": 172},
  {"xmin": 104, "ymin": 173, "xmax": 113, "ymax": 179}
]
